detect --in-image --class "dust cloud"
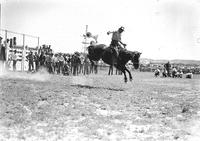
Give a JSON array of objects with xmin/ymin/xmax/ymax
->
[{"xmin": 0, "ymin": 65, "xmax": 50, "ymax": 82}]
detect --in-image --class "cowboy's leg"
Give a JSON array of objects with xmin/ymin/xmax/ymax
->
[
  {"xmin": 28, "ymin": 61, "xmax": 31, "ymax": 71},
  {"xmin": 49, "ymin": 62, "xmax": 51, "ymax": 73},
  {"xmin": 58, "ymin": 62, "xmax": 61, "ymax": 74},
  {"xmin": 13, "ymin": 60, "xmax": 16, "ymax": 71},
  {"xmin": 12, "ymin": 61, "xmax": 15, "ymax": 71},
  {"xmin": 35, "ymin": 61, "xmax": 38, "ymax": 71},
  {"xmin": 59, "ymin": 62, "xmax": 62, "ymax": 74},
  {"xmin": 31, "ymin": 61, "xmax": 34, "ymax": 71}
]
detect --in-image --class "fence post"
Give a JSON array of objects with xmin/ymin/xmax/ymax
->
[
  {"xmin": 21, "ymin": 34, "xmax": 25, "ymax": 71},
  {"xmin": 37, "ymin": 37, "xmax": 40, "ymax": 53},
  {"xmin": 1, "ymin": 29, "xmax": 39, "ymax": 71},
  {"xmin": 5, "ymin": 30, "xmax": 8, "ymax": 61},
  {"xmin": 84, "ymin": 25, "xmax": 88, "ymax": 53}
]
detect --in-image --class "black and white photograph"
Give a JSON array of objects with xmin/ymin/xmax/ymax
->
[{"xmin": 0, "ymin": 0, "xmax": 200, "ymax": 140}]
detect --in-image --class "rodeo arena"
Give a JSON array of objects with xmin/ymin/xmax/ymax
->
[
  {"xmin": 0, "ymin": 29, "xmax": 198, "ymax": 79},
  {"xmin": 0, "ymin": 26, "xmax": 200, "ymax": 141},
  {"xmin": 0, "ymin": 29, "xmax": 97, "ymax": 76}
]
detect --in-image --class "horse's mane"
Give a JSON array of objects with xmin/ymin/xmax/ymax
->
[
  {"xmin": 119, "ymin": 48, "xmax": 133, "ymax": 55},
  {"xmin": 87, "ymin": 44, "xmax": 107, "ymax": 49},
  {"xmin": 122, "ymin": 49, "xmax": 141, "ymax": 55}
]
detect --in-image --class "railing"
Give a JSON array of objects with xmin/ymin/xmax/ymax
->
[{"xmin": 0, "ymin": 29, "xmax": 39, "ymax": 71}]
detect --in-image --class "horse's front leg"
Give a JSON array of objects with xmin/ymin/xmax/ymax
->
[
  {"xmin": 116, "ymin": 65, "xmax": 128, "ymax": 83},
  {"xmin": 121, "ymin": 68, "xmax": 127, "ymax": 83},
  {"xmin": 125, "ymin": 67, "xmax": 132, "ymax": 81}
]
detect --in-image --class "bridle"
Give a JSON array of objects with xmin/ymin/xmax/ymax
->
[{"xmin": 131, "ymin": 52, "xmax": 141, "ymax": 68}]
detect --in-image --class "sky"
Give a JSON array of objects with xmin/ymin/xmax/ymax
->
[{"xmin": 1, "ymin": 0, "xmax": 200, "ymax": 60}]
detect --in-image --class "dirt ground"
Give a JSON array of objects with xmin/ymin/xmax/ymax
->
[{"xmin": 0, "ymin": 70, "xmax": 200, "ymax": 141}]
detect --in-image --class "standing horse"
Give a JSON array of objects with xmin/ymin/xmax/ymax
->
[{"xmin": 87, "ymin": 44, "xmax": 141, "ymax": 82}]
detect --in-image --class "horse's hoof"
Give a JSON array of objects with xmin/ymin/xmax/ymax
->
[{"xmin": 124, "ymin": 78, "xmax": 128, "ymax": 83}]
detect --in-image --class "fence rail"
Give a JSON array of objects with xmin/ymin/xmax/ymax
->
[
  {"xmin": 0, "ymin": 29, "xmax": 40, "ymax": 71},
  {"xmin": 0, "ymin": 29, "xmax": 39, "ymax": 39}
]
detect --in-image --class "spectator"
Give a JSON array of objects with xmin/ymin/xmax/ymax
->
[
  {"xmin": 0, "ymin": 37, "xmax": 7, "ymax": 71},
  {"xmin": 52, "ymin": 54, "xmax": 58, "ymax": 74},
  {"xmin": 39, "ymin": 51, "xmax": 46, "ymax": 67},
  {"xmin": 34, "ymin": 52, "xmax": 40, "ymax": 72},
  {"xmin": 45, "ymin": 53, "xmax": 53, "ymax": 73},
  {"xmin": 0, "ymin": 37, "xmax": 6, "ymax": 62},
  {"xmin": 10, "ymin": 50, "xmax": 18, "ymax": 71},
  {"xmin": 26, "ymin": 51, "xmax": 34, "ymax": 72},
  {"xmin": 154, "ymin": 68, "xmax": 160, "ymax": 77},
  {"xmin": 57, "ymin": 53, "xmax": 64, "ymax": 74}
]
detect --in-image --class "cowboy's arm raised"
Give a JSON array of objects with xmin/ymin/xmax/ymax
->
[{"xmin": 107, "ymin": 31, "xmax": 114, "ymax": 35}]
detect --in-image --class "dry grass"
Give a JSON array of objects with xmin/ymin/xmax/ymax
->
[{"xmin": 0, "ymin": 70, "xmax": 200, "ymax": 141}]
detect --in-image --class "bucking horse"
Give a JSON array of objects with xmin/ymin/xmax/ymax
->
[{"xmin": 87, "ymin": 44, "xmax": 142, "ymax": 82}]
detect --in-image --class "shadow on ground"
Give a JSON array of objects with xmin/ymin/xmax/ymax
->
[{"xmin": 71, "ymin": 84, "xmax": 124, "ymax": 91}]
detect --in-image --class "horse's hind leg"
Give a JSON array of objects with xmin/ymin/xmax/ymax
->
[
  {"xmin": 108, "ymin": 65, "xmax": 113, "ymax": 75},
  {"xmin": 108, "ymin": 66, "xmax": 111, "ymax": 75}
]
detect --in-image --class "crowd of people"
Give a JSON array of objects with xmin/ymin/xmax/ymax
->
[
  {"xmin": 18, "ymin": 45, "xmax": 99, "ymax": 76},
  {"xmin": 0, "ymin": 36, "xmax": 7, "ymax": 71},
  {"xmin": 154, "ymin": 61, "xmax": 193, "ymax": 79},
  {"xmin": 0, "ymin": 37, "xmax": 97, "ymax": 75},
  {"xmin": 0, "ymin": 26, "xmax": 128, "ymax": 76}
]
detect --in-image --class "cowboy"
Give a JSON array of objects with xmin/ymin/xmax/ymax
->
[
  {"xmin": 52, "ymin": 53, "xmax": 58, "ymax": 74},
  {"xmin": 0, "ymin": 36, "xmax": 2, "ymax": 45},
  {"xmin": 45, "ymin": 53, "xmax": 53, "ymax": 73},
  {"xmin": 0, "ymin": 37, "xmax": 6, "ymax": 61},
  {"xmin": 86, "ymin": 32, "xmax": 98, "ymax": 46},
  {"xmin": 26, "ymin": 51, "xmax": 34, "ymax": 72},
  {"xmin": 39, "ymin": 51, "xmax": 46, "ymax": 67},
  {"xmin": 107, "ymin": 26, "xmax": 126, "ymax": 64},
  {"xmin": 107, "ymin": 26, "xmax": 126, "ymax": 48},
  {"xmin": 34, "ymin": 52, "xmax": 40, "ymax": 72},
  {"xmin": 57, "ymin": 53, "xmax": 64, "ymax": 74}
]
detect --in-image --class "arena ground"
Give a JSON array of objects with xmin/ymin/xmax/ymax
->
[{"xmin": 0, "ymin": 70, "xmax": 200, "ymax": 141}]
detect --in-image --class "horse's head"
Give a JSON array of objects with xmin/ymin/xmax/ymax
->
[{"xmin": 131, "ymin": 51, "xmax": 142, "ymax": 69}]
